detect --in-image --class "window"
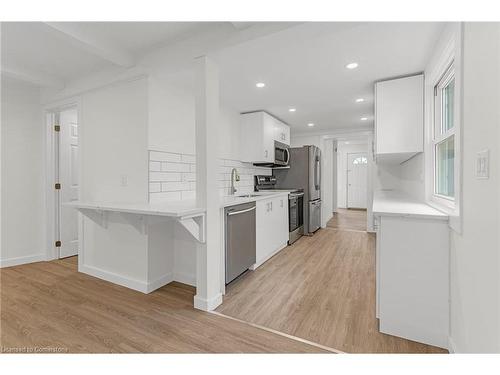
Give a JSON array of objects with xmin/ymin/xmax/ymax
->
[
  {"xmin": 433, "ymin": 63, "xmax": 455, "ymax": 201},
  {"xmin": 352, "ymin": 156, "xmax": 367, "ymax": 165}
]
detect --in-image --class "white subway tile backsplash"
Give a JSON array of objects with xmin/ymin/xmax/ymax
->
[
  {"xmin": 161, "ymin": 181, "xmax": 191, "ymax": 192},
  {"xmin": 183, "ymin": 172, "xmax": 196, "ymax": 182},
  {"xmin": 148, "ymin": 150, "xmax": 273, "ymax": 202},
  {"xmin": 161, "ymin": 162, "xmax": 191, "ymax": 173},
  {"xmin": 150, "ymin": 172, "xmax": 182, "ymax": 182},
  {"xmin": 181, "ymin": 154, "xmax": 196, "ymax": 163},
  {"xmin": 181, "ymin": 190, "xmax": 196, "ymax": 200},
  {"xmin": 149, "ymin": 161, "xmax": 161, "ymax": 172},
  {"xmin": 149, "ymin": 182, "xmax": 161, "ymax": 193}
]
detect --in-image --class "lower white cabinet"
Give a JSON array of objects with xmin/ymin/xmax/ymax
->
[
  {"xmin": 253, "ymin": 195, "xmax": 289, "ymax": 269},
  {"xmin": 376, "ymin": 214, "xmax": 449, "ymax": 349}
]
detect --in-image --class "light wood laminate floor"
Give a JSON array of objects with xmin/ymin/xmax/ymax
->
[
  {"xmin": 327, "ymin": 208, "xmax": 367, "ymax": 231},
  {"xmin": 0, "ymin": 256, "xmax": 326, "ymax": 353},
  {"xmin": 217, "ymin": 227, "xmax": 447, "ymax": 353}
]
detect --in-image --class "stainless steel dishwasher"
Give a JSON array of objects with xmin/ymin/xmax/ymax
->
[{"xmin": 224, "ymin": 202, "xmax": 256, "ymax": 284}]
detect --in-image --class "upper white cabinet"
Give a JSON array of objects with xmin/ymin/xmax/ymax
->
[
  {"xmin": 240, "ymin": 112, "xmax": 290, "ymax": 164},
  {"xmin": 374, "ymin": 74, "xmax": 424, "ymax": 164},
  {"xmin": 274, "ymin": 118, "xmax": 290, "ymax": 145}
]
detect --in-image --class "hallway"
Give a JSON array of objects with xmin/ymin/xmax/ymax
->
[{"xmin": 328, "ymin": 208, "xmax": 367, "ymax": 232}]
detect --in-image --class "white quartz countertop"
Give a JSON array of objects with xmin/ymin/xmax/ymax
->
[
  {"xmin": 373, "ymin": 190, "xmax": 448, "ymax": 220},
  {"xmin": 220, "ymin": 191, "xmax": 290, "ymax": 208},
  {"xmin": 66, "ymin": 191, "xmax": 291, "ymax": 217},
  {"xmin": 66, "ymin": 200, "xmax": 205, "ymax": 218}
]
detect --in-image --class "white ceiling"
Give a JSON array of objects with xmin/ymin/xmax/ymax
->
[
  {"xmin": 1, "ymin": 21, "xmax": 445, "ymax": 134},
  {"xmin": 1, "ymin": 22, "xmax": 114, "ymax": 81},
  {"xmin": 213, "ymin": 22, "xmax": 444, "ymax": 133},
  {"xmin": 56, "ymin": 22, "xmax": 220, "ymax": 58},
  {"xmin": 0, "ymin": 22, "xmax": 225, "ymax": 83}
]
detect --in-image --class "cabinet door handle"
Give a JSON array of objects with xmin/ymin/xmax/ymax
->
[{"xmin": 265, "ymin": 150, "xmax": 268, "ymax": 158}]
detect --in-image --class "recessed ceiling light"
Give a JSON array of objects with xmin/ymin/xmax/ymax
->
[
  {"xmin": 355, "ymin": 98, "xmax": 365, "ymax": 103},
  {"xmin": 307, "ymin": 123, "xmax": 315, "ymax": 127},
  {"xmin": 346, "ymin": 62, "xmax": 359, "ymax": 70},
  {"xmin": 360, "ymin": 117, "xmax": 368, "ymax": 121},
  {"xmin": 255, "ymin": 82, "xmax": 266, "ymax": 88},
  {"xmin": 289, "ymin": 108, "xmax": 296, "ymax": 112}
]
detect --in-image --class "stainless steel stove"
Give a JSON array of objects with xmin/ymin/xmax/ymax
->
[{"xmin": 254, "ymin": 175, "xmax": 304, "ymax": 244}]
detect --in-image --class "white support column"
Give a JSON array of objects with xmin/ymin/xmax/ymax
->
[{"xmin": 193, "ymin": 56, "xmax": 223, "ymax": 311}]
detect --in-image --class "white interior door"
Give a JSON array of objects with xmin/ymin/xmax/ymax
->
[
  {"xmin": 57, "ymin": 107, "xmax": 79, "ymax": 258},
  {"xmin": 347, "ymin": 152, "xmax": 368, "ymax": 209}
]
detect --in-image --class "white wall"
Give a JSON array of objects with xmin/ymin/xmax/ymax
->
[
  {"xmin": 399, "ymin": 154, "xmax": 425, "ymax": 201},
  {"xmin": 148, "ymin": 70, "xmax": 242, "ymax": 160},
  {"xmin": 80, "ymin": 77, "xmax": 151, "ymax": 281},
  {"xmin": 148, "ymin": 72, "xmax": 196, "ymax": 154},
  {"xmin": 1, "ymin": 78, "xmax": 45, "ymax": 267},
  {"xmin": 81, "ymin": 78, "xmax": 149, "ymax": 203},
  {"xmin": 448, "ymin": 23, "xmax": 500, "ymax": 353}
]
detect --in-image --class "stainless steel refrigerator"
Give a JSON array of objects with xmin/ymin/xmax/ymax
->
[{"xmin": 273, "ymin": 145, "xmax": 321, "ymax": 234}]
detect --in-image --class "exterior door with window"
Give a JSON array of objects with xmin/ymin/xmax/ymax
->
[
  {"xmin": 347, "ymin": 152, "xmax": 368, "ymax": 209},
  {"xmin": 58, "ymin": 108, "xmax": 79, "ymax": 258}
]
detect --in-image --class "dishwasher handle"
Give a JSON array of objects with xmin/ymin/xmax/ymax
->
[{"xmin": 227, "ymin": 206, "xmax": 256, "ymax": 216}]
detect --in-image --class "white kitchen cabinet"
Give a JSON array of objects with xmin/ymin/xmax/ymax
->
[
  {"xmin": 240, "ymin": 111, "xmax": 290, "ymax": 163},
  {"xmin": 253, "ymin": 194, "xmax": 289, "ymax": 269},
  {"xmin": 376, "ymin": 214, "xmax": 449, "ymax": 349},
  {"xmin": 374, "ymin": 74, "xmax": 424, "ymax": 164},
  {"xmin": 274, "ymin": 117, "xmax": 290, "ymax": 146}
]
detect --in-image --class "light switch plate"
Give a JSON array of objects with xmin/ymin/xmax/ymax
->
[{"xmin": 475, "ymin": 149, "xmax": 489, "ymax": 179}]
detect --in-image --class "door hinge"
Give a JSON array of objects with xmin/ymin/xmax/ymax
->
[
  {"xmin": 55, "ymin": 183, "xmax": 61, "ymax": 190},
  {"xmin": 54, "ymin": 125, "xmax": 60, "ymax": 132},
  {"xmin": 55, "ymin": 240, "xmax": 61, "ymax": 247}
]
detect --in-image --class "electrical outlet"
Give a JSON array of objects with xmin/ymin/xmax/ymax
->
[
  {"xmin": 475, "ymin": 149, "xmax": 489, "ymax": 179},
  {"xmin": 120, "ymin": 174, "xmax": 128, "ymax": 187}
]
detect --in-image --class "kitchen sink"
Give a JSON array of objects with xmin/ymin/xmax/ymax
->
[{"xmin": 236, "ymin": 194, "xmax": 260, "ymax": 198}]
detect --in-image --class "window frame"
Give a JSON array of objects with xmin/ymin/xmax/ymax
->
[{"xmin": 432, "ymin": 62, "xmax": 456, "ymax": 207}]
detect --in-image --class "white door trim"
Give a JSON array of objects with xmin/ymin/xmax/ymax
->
[{"xmin": 43, "ymin": 97, "xmax": 83, "ymax": 262}]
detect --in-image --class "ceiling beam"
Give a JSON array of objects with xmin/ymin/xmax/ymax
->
[
  {"xmin": 44, "ymin": 22, "xmax": 135, "ymax": 68},
  {"xmin": 1, "ymin": 65, "xmax": 65, "ymax": 89}
]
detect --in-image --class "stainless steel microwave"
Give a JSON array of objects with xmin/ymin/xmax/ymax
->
[{"xmin": 254, "ymin": 141, "xmax": 290, "ymax": 167}]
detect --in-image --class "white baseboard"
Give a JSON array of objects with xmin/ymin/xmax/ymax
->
[
  {"xmin": 80, "ymin": 264, "xmax": 173, "ymax": 294},
  {"xmin": 0, "ymin": 253, "xmax": 46, "ymax": 268},
  {"xmin": 146, "ymin": 272, "xmax": 174, "ymax": 293},
  {"xmin": 194, "ymin": 292, "xmax": 223, "ymax": 311},
  {"xmin": 173, "ymin": 271, "xmax": 196, "ymax": 287},
  {"xmin": 322, "ymin": 213, "xmax": 333, "ymax": 228},
  {"xmin": 448, "ymin": 336, "xmax": 457, "ymax": 353},
  {"xmin": 250, "ymin": 242, "xmax": 288, "ymax": 271}
]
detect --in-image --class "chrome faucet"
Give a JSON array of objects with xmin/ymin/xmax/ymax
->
[{"xmin": 230, "ymin": 168, "xmax": 240, "ymax": 195}]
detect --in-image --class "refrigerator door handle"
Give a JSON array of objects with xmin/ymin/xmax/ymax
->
[{"xmin": 315, "ymin": 157, "xmax": 321, "ymax": 190}]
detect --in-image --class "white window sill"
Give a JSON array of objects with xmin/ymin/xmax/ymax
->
[{"xmin": 427, "ymin": 198, "xmax": 462, "ymax": 234}]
